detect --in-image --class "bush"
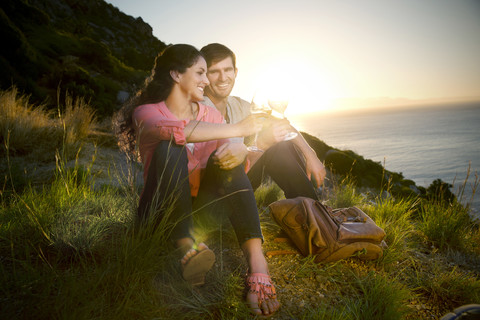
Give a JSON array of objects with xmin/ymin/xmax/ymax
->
[
  {"xmin": 426, "ymin": 178, "xmax": 456, "ymax": 204},
  {"xmin": 418, "ymin": 200, "xmax": 475, "ymax": 251},
  {"xmin": 325, "ymin": 150, "xmax": 356, "ymax": 175}
]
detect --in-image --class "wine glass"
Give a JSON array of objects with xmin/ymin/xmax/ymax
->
[
  {"xmin": 268, "ymin": 99, "xmax": 298, "ymax": 140},
  {"xmin": 247, "ymin": 95, "xmax": 271, "ymax": 152}
]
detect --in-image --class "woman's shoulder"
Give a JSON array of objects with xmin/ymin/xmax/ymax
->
[
  {"xmin": 135, "ymin": 101, "xmax": 166, "ymax": 112},
  {"xmin": 198, "ymin": 102, "xmax": 224, "ymax": 121},
  {"xmin": 133, "ymin": 102, "xmax": 168, "ymax": 118}
]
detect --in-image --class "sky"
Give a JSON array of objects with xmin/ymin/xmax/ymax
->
[{"xmin": 105, "ymin": 0, "xmax": 480, "ymax": 114}]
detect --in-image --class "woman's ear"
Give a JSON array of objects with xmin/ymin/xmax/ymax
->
[{"xmin": 170, "ymin": 70, "xmax": 180, "ymax": 83}]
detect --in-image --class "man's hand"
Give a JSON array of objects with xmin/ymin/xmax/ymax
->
[
  {"xmin": 213, "ymin": 142, "xmax": 249, "ymax": 170},
  {"xmin": 305, "ymin": 154, "xmax": 327, "ymax": 188},
  {"xmin": 256, "ymin": 118, "xmax": 292, "ymax": 150}
]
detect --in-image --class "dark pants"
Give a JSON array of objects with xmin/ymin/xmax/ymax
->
[
  {"xmin": 247, "ymin": 141, "xmax": 319, "ymax": 199},
  {"xmin": 137, "ymin": 140, "xmax": 263, "ymax": 245}
]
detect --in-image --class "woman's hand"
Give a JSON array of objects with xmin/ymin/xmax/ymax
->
[{"xmin": 235, "ymin": 114, "xmax": 263, "ymax": 137}]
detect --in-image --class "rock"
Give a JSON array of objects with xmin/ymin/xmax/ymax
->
[{"xmin": 117, "ymin": 90, "xmax": 129, "ymax": 103}]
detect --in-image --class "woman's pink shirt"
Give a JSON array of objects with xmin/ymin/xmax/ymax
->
[{"xmin": 133, "ymin": 101, "xmax": 227, "ymax": 197}]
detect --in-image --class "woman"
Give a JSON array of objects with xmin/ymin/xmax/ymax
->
[{"xmin": 115, "ymin": 44, "xmax": 280, "ymax": 317}]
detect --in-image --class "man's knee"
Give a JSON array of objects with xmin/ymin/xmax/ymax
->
[
  {"xmin": 267, "ymin": 140, "xmax": 293, "ymax": 153},
  {"xmin": 264, "ymin": 141, "xmax": 301, "ymax": 166}
]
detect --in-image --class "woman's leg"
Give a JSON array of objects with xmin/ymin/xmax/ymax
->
[
  {"xmin": 194, "ymin": 154, "xmax": 262, "ymax": 245},
  {"xmin": 194, "ymin": 155, "xmax": 280, "ymax": 315},
  {"xmin": 138, "ymin": 141, "xmax": 215, "ymax": 285},
  {"xmin": 137, "ymin": 140, "xmax": 193, "ymax": 243},
  {"xmin": 247, "ymin": 140, "xmax": 319, "ymax": 199}
]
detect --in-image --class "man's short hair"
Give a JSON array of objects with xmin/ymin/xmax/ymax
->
[{"xmin": 200, "ymin": 43, "xmax": 237, "ymax": 69}]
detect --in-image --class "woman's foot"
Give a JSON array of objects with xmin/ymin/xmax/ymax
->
[
  {"xmin": 179, "ymin": 242, "xmax": 215, "ymax": 286},
  {"xmin": 245, "ymin": 273, "xmax": 280, "ymax": 317},
  {"xmin": 242, "ymin": 238, "xmax": 281, "ymax": 317}
]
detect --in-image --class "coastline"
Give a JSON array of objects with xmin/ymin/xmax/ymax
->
[{"xmin": 291, "ymin": 102, "xmax": 480, "ymax": 219}]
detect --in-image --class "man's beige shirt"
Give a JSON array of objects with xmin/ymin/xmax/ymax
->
[{"xmin": 202, "ymin": 96, "xmax": 251, "ymax": 144}]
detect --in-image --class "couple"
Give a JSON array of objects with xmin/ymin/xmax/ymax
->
[{"xmin": 116, "ymin": 43, "xmax": 326, "ymax": 317}]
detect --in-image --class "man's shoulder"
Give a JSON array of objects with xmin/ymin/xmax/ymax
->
[
  {"xmin": 201, "ymin": 95, "xmax": 250, "ymax": 111},
  {"xmin": 201, "ymin": 96, "xmax": 215, "ymax": 109},
  {"xmin": 228, "ymin": 96, "xmax": 250, "ymax": 108}
]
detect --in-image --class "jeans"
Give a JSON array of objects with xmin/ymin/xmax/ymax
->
[
  {"xmin": 137, "ymin": 140, "xmax": 263, "ymax": 245},
  {"xmin": 247, "ymin": 141, "xmax": 319, "ymax": 199}
]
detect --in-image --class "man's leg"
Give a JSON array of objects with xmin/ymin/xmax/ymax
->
[{"xmin": 247, "ymin": 141, "xmax": 318, "ymax": 199}]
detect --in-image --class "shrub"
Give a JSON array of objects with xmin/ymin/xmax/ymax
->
[
  {"xmin": 325, "ymin": 150, "xmax": 356, "ymax": 175},
  {"xmin": 418, "ymin": 200, "xmax": 474, "ymax": 251},
  {"xmin": 426, "ymin": 178, "xmax": 456, "ymax": 204}
]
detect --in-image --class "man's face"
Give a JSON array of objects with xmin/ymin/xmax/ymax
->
[{"xmin": 205, "ymin": 56, "xmax": 237, "ymax": 101}]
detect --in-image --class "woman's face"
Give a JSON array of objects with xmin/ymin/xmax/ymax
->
[{"xmin": 177, "ymin": 57, "xmax": 210, "ymax": 102}]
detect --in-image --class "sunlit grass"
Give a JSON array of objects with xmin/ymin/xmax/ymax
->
[
  {"xmin": 362, "ymin": 196, "xmax": 418, "ymax": 269},
  {"xmin": 1, "ymin": 88, "xmax": 479, "ymax": 319},
  {"xmin": 343, "ymin": 271, "xmax": 412, "ymax": 320},
  {"xmin": 254, "ymin": 179, "xmax": 284, "ymax": 210},
  {"xmin": 418, "ymin": 199, "xmax": 476, "ymax": 251},
  {"xmin": 323, "ymin": 175, "xmax": 366, "ymax": 208},
  {"xmin": 412, "ymin": 261, "xmax": 480, "ymax": 312},
  {"xmin": 0, "ymin": 86, "xmax": 96, "ymax": 161}
]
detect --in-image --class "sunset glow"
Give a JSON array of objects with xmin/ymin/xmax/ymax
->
[
  {"xmin": 106, "ymin": 0, "xmax": 480, "ymax": 114},
  {"xmin": 246, "ymin": 57, "xmax": 342, "ymax": 115}
]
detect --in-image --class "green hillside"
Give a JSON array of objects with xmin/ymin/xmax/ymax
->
[
  {"xmin": 0, "ymin": 0, "xmax": 457, "ymax": 201},
  {"xmin": 0, "ymin": 0, "xmax": 166, "ymax": 116}
]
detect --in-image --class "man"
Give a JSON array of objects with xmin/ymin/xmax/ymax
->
[{"xmin": 200, "ymin": 43, "xmax": 326, "ymax": 200}]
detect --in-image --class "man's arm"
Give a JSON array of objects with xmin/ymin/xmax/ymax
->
[
  {"xmin": 254, "ymin": 117, "xmax": 327, "ymax": 187},
  {"xmin": 291, "ymin": 130, "xmax": 326, "ymax": 187}
]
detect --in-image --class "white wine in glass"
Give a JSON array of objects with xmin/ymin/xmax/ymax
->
[
  {"xmin": 268, "ymin": 99, "xmax": 298, "ymax": 140},
  {"xmin": 247, "ymin": 96, "xmax": 271, "ymax": 152}
]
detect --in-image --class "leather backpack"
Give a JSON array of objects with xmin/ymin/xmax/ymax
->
[{"xmin": 269, "ymin": 197, "xmax": 386, "ymax": 263}]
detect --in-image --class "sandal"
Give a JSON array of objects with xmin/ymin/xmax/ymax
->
[
  {"xmin": 181, "ymin": 248, "xmax": 215, "ymax": 286},
  {"xmin": 245, "ymin": 272, "xmax": 278, "ymax": 317}
]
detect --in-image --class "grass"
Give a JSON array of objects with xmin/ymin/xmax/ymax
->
[
  {"xmin": 1, "ymin": 88, "xmax": 479, "ymax": 319},
  {"xmin": 0, "ymin": 87, "xmax": 96, "ymax": 161}
]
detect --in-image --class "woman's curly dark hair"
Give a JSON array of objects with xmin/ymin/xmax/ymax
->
[{"xmin": 113, "ymin": 44, "xmax": 204, "ymax": 157}]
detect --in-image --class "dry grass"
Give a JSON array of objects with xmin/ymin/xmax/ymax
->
[{"xmin": 0, "ymin": 87, "xmax": 96, "ymax": 161}]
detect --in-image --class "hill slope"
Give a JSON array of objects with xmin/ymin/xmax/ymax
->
[{"xmin": 0, "ymin": 0, "xmax": 166, "ymax": 116}]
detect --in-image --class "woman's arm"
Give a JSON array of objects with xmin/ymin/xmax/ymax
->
[{"xmin": 184, "ymin": 115, "xmax": 261, "ymax": 142}]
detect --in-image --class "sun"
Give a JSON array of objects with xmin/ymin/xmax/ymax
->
[{"xmin": 250, "ymin": 58, "xmax": 342, "ymax": 115}]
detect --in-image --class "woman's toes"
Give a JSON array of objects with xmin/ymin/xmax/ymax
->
[
  {"xmin": 197, "ymin": 242, "xmax": 208, "ymax": 251},
  {"xmin": 267, "ymin": 299, "xmax": 277, "ymax": 314},
  {"xmin": 246, "ymin": 292, "xmax": 262, "ymax": 315},
  {"xmin": 268, "ymin": 298, "xmax": 280, "ymax": 313},
  {"xmin": 181, "ymin": 248, "xmax": 197, "ymax": 265},
  {"xmin": 260, "ymin": 300, "xmax": 271, "ymax": 315}
]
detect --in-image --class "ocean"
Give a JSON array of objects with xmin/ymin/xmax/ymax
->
[{"xmin": 290, "ymin": 101, "xmax": 480, "ymax": 219}]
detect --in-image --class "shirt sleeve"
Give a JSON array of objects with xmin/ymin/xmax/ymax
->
[
  {"xmin": 133, "ymin": 105, "xmax": 188, "ymax": 145},
  {"xmin": 198, "ymin": 103, "xmax": 230, "ymax": 148}
]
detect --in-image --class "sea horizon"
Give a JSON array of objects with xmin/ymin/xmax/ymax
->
[{"xmin": 290, "ymin": 101, "xmax": 480, "ymax": 219}]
